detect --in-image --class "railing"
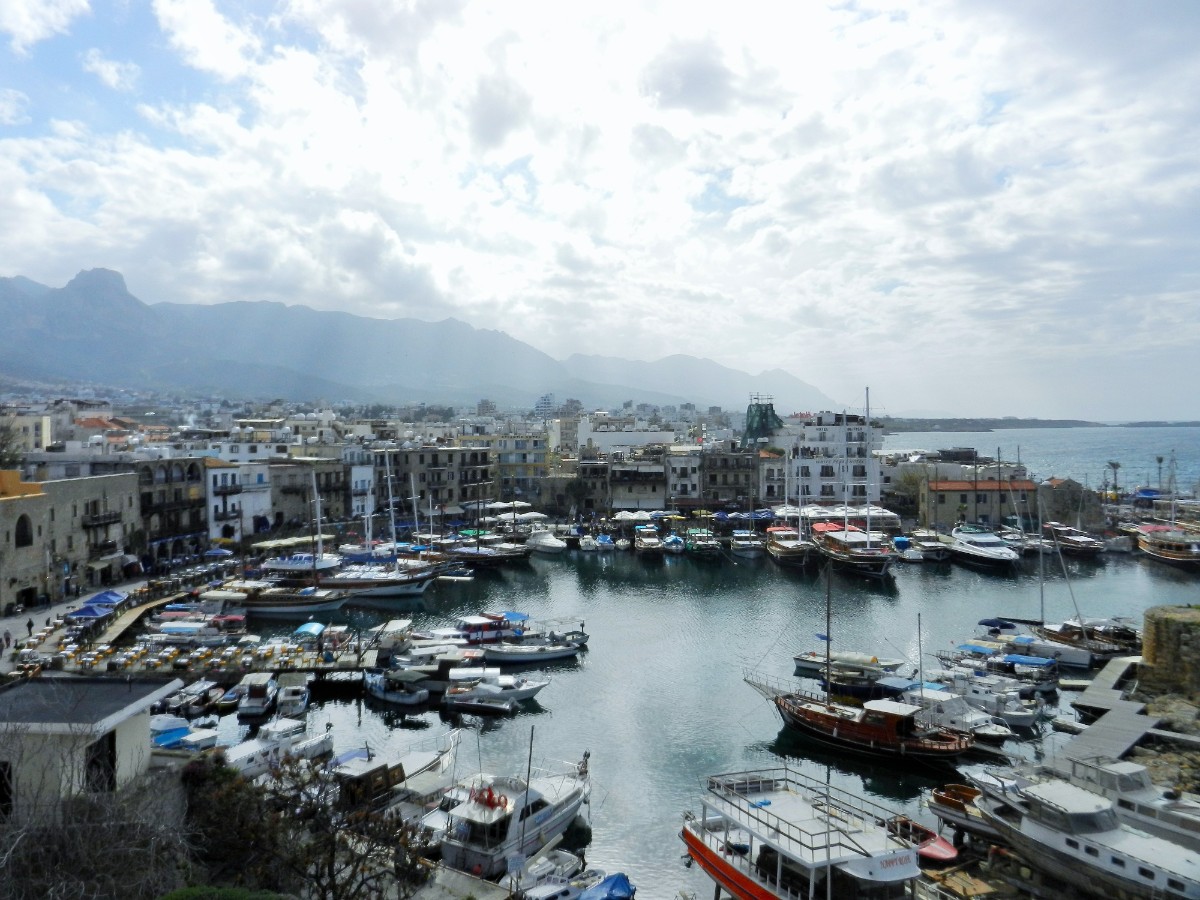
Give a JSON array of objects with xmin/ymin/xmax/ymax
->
[
  {"xmin": 213, "ymin": 483, "xmax": 243, "ymax": 496},
  {"xmin": 82, "ymin": 510, "xmax": 121, "ymax": 527},
  {"xmin": 212, "ymin": 509, "xmax": 240, "ymax": 521}
]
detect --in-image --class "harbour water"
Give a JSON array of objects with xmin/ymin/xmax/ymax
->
[{"xmin": 210, "ymin": 427, "xmax": 1198, "ymax": 897}]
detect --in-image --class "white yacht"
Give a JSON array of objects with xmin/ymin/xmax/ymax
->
[
  {"xmin": 948, "ymin": 524, "xmax": 1021, "ymax": 568},
  {"xmin": 439, "ymin": 751, "xmax": 592, "ymax": 879}
]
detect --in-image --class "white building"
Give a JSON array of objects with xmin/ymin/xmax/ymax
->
[{"xmin": 775, "ymin": 411, "xmax": 884, "ymax": 505}]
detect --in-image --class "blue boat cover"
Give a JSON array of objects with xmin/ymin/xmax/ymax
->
[
  {"xmin": 293, "ymin": 622, "xmax": 326, "ymax": 639},
  {"xmin": 956, "ymin": 644, "xmax": 995, "ymax": 655},
  {"xmin": 501, "ymin": 611, "xmax": 529, "ymax": 622},
  {"xmin": 1002, "ymin": 654, "xmax": 1055, "ymax": 667},
  {"xmin": 580, "ymin": 873, "xmax": 636, "ymax": 899}
]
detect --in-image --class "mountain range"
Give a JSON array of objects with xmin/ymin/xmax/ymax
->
[{"xmin": 0, "ymin": 269, "xmax": 838, "ymax": 413}]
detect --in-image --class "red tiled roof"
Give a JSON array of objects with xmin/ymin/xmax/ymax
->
[{"xmin": 929, "ymin": 480, "xmax": 1039, "ymax": 491}]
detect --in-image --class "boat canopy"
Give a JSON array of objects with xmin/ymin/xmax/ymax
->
[
  {"xmin": 66, "ymin": 604, "xmax": 113, "ymax": 621},
  {"xmin": 580, "ymin": 873, "xmax": 637, "ymax": 900},
  {"xmin": 1002, "ymin": 653, "xmax": 1057, "ymax": 667},
  {"xmin": 293, "ymin": 622, "xmax": 326, "ymax": 640},
  {"xmin": 384, "ymin": 669, "xmax": 429, "ymax": 684},
  {"xmin": 978, "ymin": 618, "xmax": 1016, "ymax": 629}
]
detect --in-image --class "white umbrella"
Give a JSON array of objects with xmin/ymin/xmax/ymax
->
[
  {"xmin": 518, "ymin": 511, "xmax": 548, "ymax": 522},
  {"xmin": 486, "ymin": 500, "xmax": 533, "ymax": 510}
]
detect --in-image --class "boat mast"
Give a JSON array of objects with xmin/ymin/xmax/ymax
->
[
  {"xmin": 384, "ymin": 449, "xmax": 398, "ymax": 564},
  {"xmin": 311, "ymin": 467, "xmax": 322, "ymax": 585}
]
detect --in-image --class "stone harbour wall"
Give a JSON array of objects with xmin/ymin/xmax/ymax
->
[{"xmin": 1139, "ymin": 604, "xmax": 1200, "ymax": 697}]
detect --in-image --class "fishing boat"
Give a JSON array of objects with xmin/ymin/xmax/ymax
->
[
  {"xmin": 276, "ymin": 672, "xmax": 312, "ymax": 717},
  {"xmin": 906, "ymin": 528, "xmax": 952, "ymax": 562},
  {"xmin": 439, "ymin": 751, "xmax": 592, "ymax": 879},
  {"xmin": 413, "ymin": 610, "xmax": 538, "ymax": 645},
  {"xmin": 927, "ymin": 783, "xmax": 1004, "ymax": 842},
  {"xmin": 235, "ymin": 672, "xmax": 279, "ymax": 719},
  {"xmin": 728, "ymin": 529, "xmax": 766, "ymax": 558},
  {"xmin": 482, "ymin": 633, "xmax": 586, "ymax": 665},
  {"xmin": 329, "ymin": 727, "xmax": 461, "ymax": 816},
  {"xmin": 633, "ymin": 524, "xmax": 663, "ymax": 555},
  {"xmin": 683, "ymin": 527, "xmax": 721, "ymax": 558},
  {"xmin": 594, "ymin": 533, "xmax": 616, "ymax": 552},
  {"xmin": 680, "ymin": 765, "xmax": 923, "ymax": 899},
  {"xmin": 661, "ymin": 533, "xmax": 686, "ymax": 554},
  {"xmin": 440, "ymin": 688, "xmax": 517, "ymax": 716}
]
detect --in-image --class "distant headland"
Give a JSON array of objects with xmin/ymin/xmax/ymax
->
[{"xmin": 880, "ymin": 417, "xmax": 1200, "ymax": 432}]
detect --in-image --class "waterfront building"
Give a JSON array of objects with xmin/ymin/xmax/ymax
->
[
  {"xmin": 576, "ymin": 412, "xmax": 675, "ymax": 456},
  {"xmin": 269, "ymin": 458, "xmax": 348, "ymax": 528},
  {"xmin": 470, "ymin": 427, "xmax": 549, "ymax": 503},
  {"xmin": 370, "ymin": 445, "xmax": 493, "ymax": 527},
  {"xmin": 666, "ymin": 445, "xmax": 704, "ymax": 513},
  {"xmin": 0, "ymin": 468, "xmax": 139, "ymax": 612},
  {"xmin": 700, "ymin": 445, "xmax": 758, "ymax": 510},
  {"xmin": 0, "ymin": 676, "xmax": 183, "ymax": 825},
  {"xmin": 919, "ymin": 477, "xmax": 1039, "ymax": 531},
  {"xmin": 771, "ymin": 411, "xmax": 884, "ymax": 507},
  {"xmin": 205, "ymin": 458, "xmax": 273, "ymax": 548}
]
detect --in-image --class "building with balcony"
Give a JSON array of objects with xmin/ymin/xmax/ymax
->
[
  {"xmin": 610, "ymin": 447, "xmax": 668, "ymax": 512},
  {"xmin": 371, "ymin": 445, "xmax": 493, "ymax": 527}
]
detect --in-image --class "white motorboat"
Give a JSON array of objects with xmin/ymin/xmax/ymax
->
[
  {"xmin": 236, "ymin": 672, "xmax": 279, "ymax": 719},
  {"xmin": 973, "ymin": 771, "xmax": 1200, "ymax": 899},
  {"xmin": 364, "ymin": 668, "xmax": 432, "ymax": 706},
  {"xmin": 483, "ymin": 637, "xmax": 585, "ymax": 665},
  {"xmin": 632, "ymin": 525, "xmax": 663, "ymax": 555},
  {"xmin": 594, "ymin": 534, "xmax": 616, "ymax": 552},
  {"xmin": 219, "ymin": 717, "xmax": 334, "ymax": 778},
  {"xmin": 728, "ymin": 529, "xmax": 766, "ymax": 558},
  {"xmin": 948, "ymin": 524, "xmax": 1021, "ymax": 568},
  {"xmin": 792, "ymin": 648, "xmax": 908, "ymax": 678},
  {"xmin": 439, "ymin": 751, "xmax": 592, "ymax": 879},
  {"xmin": 907, "ymin": 528, "xmax": 952, "ymax": 562},
  {"xmin": 925, "ymin": 669, "xmax": 1042, "ymax": 728},
  {"xmin": 900, "ymin": 686, "xmax": 1015, "ymax": 744},
  {"xmin": 276, "ymin": 672, "xmax": 312, "ymax": 717},
  {"xmin": 449, "ymin": 670, "xmax": 550, "ymax": 703},
  {"xmin": 681, "ymin": 766, "xmax": 923, "ymax": 898},
  {"xmin": 525, "ymin": 527, "xmax": 568, "ymax": 555},
  {"xmin": 577, "ymin": 535, "xmax": 598, "ymax": 551},
  {"xmin": 330, "ymin": 727, "xmax": 461, "ymax": 815}
]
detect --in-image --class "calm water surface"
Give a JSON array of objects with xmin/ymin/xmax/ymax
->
[{"xmin": 212, "ymin": 428, "xmax": 1200, "ymax": 897}]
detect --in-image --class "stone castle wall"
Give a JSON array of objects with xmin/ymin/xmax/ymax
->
[{"xmin": 1140, "ymin": 605, "xmax": 1200, "ymax": 697}]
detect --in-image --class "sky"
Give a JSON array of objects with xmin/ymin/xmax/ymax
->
[{"xmin": 2, "ymin": 1, "xmax": 1199, "ymax": 421}]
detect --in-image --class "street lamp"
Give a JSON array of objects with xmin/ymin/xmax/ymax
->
[{"xmin": 1107, "ymin": 460, "xmax": 1121, "ymax": 501}]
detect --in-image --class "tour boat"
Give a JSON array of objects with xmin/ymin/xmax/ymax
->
[
  {"xmin": 680, "ymin": 766, "xmax": 923, "ymax": 899},
  {"xmin": 1043, "ymin": 521, "xmax": 1107, "ymax": 558},
  {"xmin": 1135, "ymin": 524, "xmax": 1200, "ymax": 571},
  {"xmin": 811, "ymin": 522, "xmax": 897, "ymax": 579},
  {"xmin": 765, "ymin": 525, "xmax": 814, "ymax": 567}
]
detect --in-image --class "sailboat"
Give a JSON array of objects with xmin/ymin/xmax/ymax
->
[
  {"xmin": 809, "ymin": 390, "xmax": 898, "ymax": 579},
  {"xmin": 745, "ymin": 561, "xmax": 972, "ymax": 763}
]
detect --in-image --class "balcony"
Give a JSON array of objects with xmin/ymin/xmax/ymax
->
[
  {"xmin": 212, "ymin": 509, "xmax": 241, "ymax": 521},
  {"xmin": 280, "ymin": 484, "xmax": 308, "ymax": 495},
  {"xmin": 351, "ymin": 487, "xmax": 370, "ymax": 496},
  {"xmin": 82, "ymin": 510, "xmax": 122, "ymax": 528},
  {"xmin": 213, "ymin": 483, "xmax": 243, "ymax": 496}
]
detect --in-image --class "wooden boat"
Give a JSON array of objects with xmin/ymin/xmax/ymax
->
[
  {"xmin": 680, "ymin": 766, "xmax": 922, "ymax": 899},
  {"xmin": 440, "ymin": 688, "xmax": 517, "ymax": 716},
  {"xmin": 811, "ymin": 522, "xmax": 897, "ymax": 579},
  {"xmin": 765, "ymin": 525, "xmax": 813, "ymax": 567},
  {"xmin": 882, "ymin": 814, "xmax": 958, "ymax": 865},
  {"xmin": 744, "ymin": 671, "xmax": 973, "ymax": 763},
  {"xmin": 1136, "ymin": 524, "xmax": 1200, "ymax": 571},
  {"xmin": 1043, "ymin": 521, "xmax": 1106, "ymax": 557},
  {"xmin": 927, "ymin": 783, "xmax": 1004, "ymax": 842}
]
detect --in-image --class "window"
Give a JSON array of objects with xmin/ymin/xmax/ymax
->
[
  {"xmin": 14, "ymin": 515, "xmax": 33, "ymax": 548},
  {"xmin": 976, "ymin": 494, "xmax": 987, "ymax": 504},
  {"xmin": 959, "ymin": 494, "xmax": 968, "ymax": 504},
  {"xmin": 938, "ymin": 494, "xmax": 946, "ymax": 504},
  {"xmin": 1138, "ymin": 867, "xmax": 1155, "ymax": 880}
]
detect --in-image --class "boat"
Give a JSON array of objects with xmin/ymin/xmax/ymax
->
[
  {"xmin": 728, "ymin": 529, "xmax": 765, "ymax": 559},
  {"xmin": 614, "ymin": 537, "xmax": 631, "ymax": 551},
  {"xmin": 683, "ymin": 527, "xmax": 721, "ymax": 558},
  {"xmin": 891, "ymin": 535, "xmax": 924, "ymax": 562},
  {"xmin": 881, "ymin": 814, "xmax": 958, "ymax": 865},
  {"xmin": 184, "ymin": 681, "xmax": 228, "ymax": 717},
  {"xmin": 947, "ymin": 524, "xmax": 1021, "ymax": 569},
  {"xmin": 792, "ymin": 648, "xmax": 908, "ymax": 679},
  {"xmin": 323, "ymin": 562, "xmax": 437, "ymax": 602},
  {"xmin": 218, "ymin": 717, "xmax": 334, "ymax": 778},
  {"xmin": 1135, "ymin": 523, "xmax": 1200, "ymax": 571},
  {"xmin": 907, "ymin": 528, "xmax": 952, "ymax": 562},
  {"xmin": 977, "ymin": 618, "xmax": 1098, "ymax": 669},
  {"xmin": 235, "ymin": 672, "xmax": 279, "ymax": 719},
  {"xmin": 1043, "ymin": 521, "xmax": 1107, "ymax": 558},
  {"xmin": 594, "ymin": 533, "xmax": 616, "ymax": 552},
  {"xmin": 661, "ymin": 533, "xmax": 685, "ymax": 554},
  {"xmin": 222, "ymin": 579, "xmax": 350, "ymax": 618},
  {"xmin": 923, "ymin": 669, "xmax": 1042, "ymax": 728},
  {"xmin": 632, "ymin": 524, "xmax": 663, "ymax": 555},
  {"xmin": 440, "ymin": 688, "xmax": 517, "ymax": 716},
  {"xmin": 745, "ymin": 670, "xmax": 974, "ymax": 762},
  {"xmin": 499, "ymin": 847, "xmax": 597, "ymax": 897},
  {"xmin": 482, "ymin": 633, "xmax": 586, "ymax": 665},
  {"xmin": 578, "ymin": 535, "xmax": 598, "ymax": 552},
  {"xmin": 446, "ymin": 669, "xmax": 550, "ymax": 703},
  {"xmin": 259, "ymin": 551, "xmax": 343, "ymax": 575},
  {"xmin": 972, "ymin": 770, "xmax": 1200, "ymax": 899},
  {"xmin": 927, "ymin": 783, "xmax": 1004, "ymax": 842},
  {"xmin": 525, "ymin": 527, "xmax": 568, "ymax": 555},
  {"xmin": 765, "ymin": 525, "xmax": 814, "ymax": 567},
  {"xmin": 898, "ymin": 685, "xmax": 1015, "ymax": 744},
  {"xmin": 329, "ymin": 727, "xmax": 461, "ymax": 815},
  {"xmin": 276, "ymin": 672, "xmax": 312, "ymax": 717},
  {"xmin": 413, "ymin": 610, "xmax": 538, "ymax": 645},
  {"xmin": 364, "ymin": 668, "xmax": 431, "ymax": 706},
  {"xmin": 680, "ymin": 765, "xmax": 923, "ymax": 899},
  {"xmin": 439, "ymin": 750, "xmax": 592, "ymax": 879},
  {"xmin": 811, "ymin": 522, "xmax": 897, "ymax": 579}
]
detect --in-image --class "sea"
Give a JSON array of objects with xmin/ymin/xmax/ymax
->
[{"xmin": 213, "ymin": 427, "xmax": 1200, "ymax": 898}]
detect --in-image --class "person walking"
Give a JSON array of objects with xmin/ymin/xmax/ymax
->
[
  {"xmin": 26, "ymin": 618, "xmax": 34, "ymax": 637},
  {"xmin": 3, "ymin": 629, "xmax": 10, "ymax": 649}
]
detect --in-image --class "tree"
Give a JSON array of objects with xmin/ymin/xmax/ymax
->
[
  {"xmin": 183, "ymin": 754, "xmax": 432, "ymax": 900},
  {"xmin": 0, "ymin": 417, "xmax": 23, "ymax": 468}
]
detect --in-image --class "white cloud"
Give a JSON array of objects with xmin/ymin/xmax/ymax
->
[
  {"xmin": 0, "ymin": 0, "xmax": 89, "ymax": 54},
  {"xmin": 81, "ymin": 48, "xmax": 140, "ymax": 91},
  {"xmin": 1, "ymin": 1, "xmax": 1199, "ymax": 418},
  {"xmin": 0, "ymin": 89, "xmax": 30, "ymax": 125}
]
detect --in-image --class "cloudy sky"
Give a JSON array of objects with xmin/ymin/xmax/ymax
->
[{"xmin": 2, "ymin": 1, "xmax": 1198, "ymax": 420}]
